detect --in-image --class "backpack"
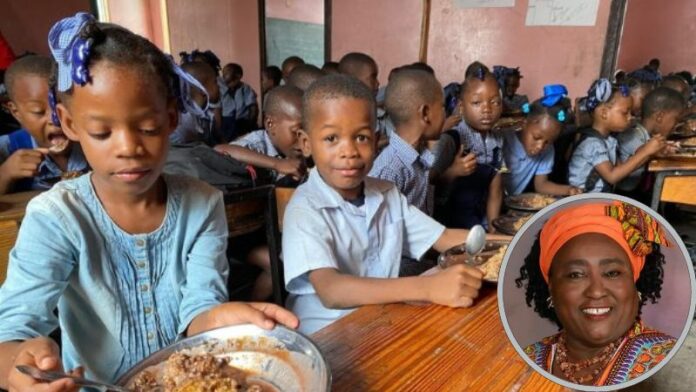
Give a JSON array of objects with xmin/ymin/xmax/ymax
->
[
  {"xmin": 164, "ymin": 143, "xmax": 271, "ymax": 191},
  {"xmin": 570, "ymin": 128, "xmax": 614, "ymax": 192}
]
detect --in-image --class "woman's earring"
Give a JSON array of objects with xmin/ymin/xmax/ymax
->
[
  {"xmin": 637, "ymin": 291, "xmax": 643, "ymax": 303},
  {"xmin": 546, "ymin": 296, "xmax": 554, "ymax": 308}
]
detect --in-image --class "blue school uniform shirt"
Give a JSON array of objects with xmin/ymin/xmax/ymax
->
[
  {"xmin": 568, "ymin": 132, "xmax": 618, "ymax": 192},
  {"xmin": 283, "ymin": 169, "xmax": 445, "ymax": 334},
  {"xmin": 455, "ymin": 120, "xmax": 504, "ymax": 168},
  {"xmin": 0, "ymin": 174, "xmax": 229, "ymax": 382},
  {"xmin": 502, "ymin": 130, "xmax": 554, "ymax": 195},
  {"xmin": 220, "ymin": 80, "xmax": 257, "ymax": 121},
  {"xmin": 230, "ymin": 129, "xmax": 286, "ymax": 180},
  {"xmin": 369, "ymin": 132, "xmax": 435, "ymax": 215},
  {"xmin": 616, "ymin": 123, "xmax": 650, "ymax": 192},
  {"xmin": 0, "ymin": 129, "xmax": 88, "ymax": 191}
]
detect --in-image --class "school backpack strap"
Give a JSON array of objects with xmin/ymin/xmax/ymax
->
[{"xmin": 7, "ymin": 129, "xmax": 34, "ymax": 155}]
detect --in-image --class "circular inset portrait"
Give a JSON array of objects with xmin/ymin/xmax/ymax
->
[{"xmin": 498, "ymin": 194, "xmax": 695, "ymax": 391}]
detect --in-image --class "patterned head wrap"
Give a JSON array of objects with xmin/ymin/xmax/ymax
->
[{"xmin": 539, "ymin": 201, "xmax": 670, "ymax": 283}]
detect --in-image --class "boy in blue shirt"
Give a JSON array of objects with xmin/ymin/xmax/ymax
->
[
  {"xmin": 220, "ymin": 63, "xmax": 258, "ymax": 141},
  {"xmin": 283, "ymin": 75, "xmax": 508, "ymax": 334},
  {"xmin": 617, "ymin": 87, "xmax": 685, "ymax": 193},
  {"xmin": 0, "ymin": 55, "xmax": 88, "ymax": 194}
]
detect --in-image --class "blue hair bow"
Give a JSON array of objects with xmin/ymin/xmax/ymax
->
[
  {"xmin": 585, "ymin": 78, "xmax": 613, "ymax": 111},
  {"xmin": 172, "ymin": 61, "xmax": 211, "ymax": 119},
  {"xmin": 521, "ymin": 102, "xmax": 531, "ymax": 114},
  {"xmin": 541, "ymin": 84, "xmax": 568, "ymax": 107},
  {"xmin": 48, "ymin": 12, "xmax": 96, "ymax": 92},
  {"xmin": 556, "ymin": 110, "xmax": 566, "ymax": 122}
]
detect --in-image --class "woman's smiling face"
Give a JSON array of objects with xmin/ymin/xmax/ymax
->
[{"xmin": 548, "ymin": 233, "xmax": 639, "ymax": 350}]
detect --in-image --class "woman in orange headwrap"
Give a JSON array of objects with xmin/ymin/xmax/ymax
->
[{"xmin": 515, "ymin": 201, "xmax": 675, "ymax": 387}]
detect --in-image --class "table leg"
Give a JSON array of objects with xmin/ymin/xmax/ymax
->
[{"xmin": 651, "ymin": 172, "xmax": 668, "ymax": 211}]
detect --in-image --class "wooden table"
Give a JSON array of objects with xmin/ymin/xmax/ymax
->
[
  {"xmin": 0, "ymin": 190, "xmax": 41, "ymax": 222},
  {"xmin": 648, "ymin": 158, "xmax": 696, "ymax": 210},
  {"xmin": 312, "ymin": 288, "xmax": 565, "ymax": 392}
]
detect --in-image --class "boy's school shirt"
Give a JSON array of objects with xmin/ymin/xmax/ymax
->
[
  {"xmin": 502, "ymin": 130, "xmax": 554, "ymax": 195},
  {"xmin": 229, "ymin": 128, "xmax": 285, "ymax": 180},
  {"xmin": 283, "ymin": 168, "xmax": 446, "ymax": 334},
  {"xmin": 455, "ymin": 120, "xmax": 504, "ymax": 168},
  {"xmin": 616, "ymin": 123, "xmax": 650, "ymax": 192},
  {"xmin": 0, "ymin": 129, "xmax": 89, "ymax": 191},
  {"xmin": 568, "ymin": 132, "xmax": 618, "ymax": 192},
  {"xmin": 369, "ymin": 132, "xmax": 435, "ymax": 215},
  {"xmin": 0, "ymin": 173, "xmax": 229, "ymax": 382},
  {"xmin": 219, "ymin": 79, "xmax": 257, "ymax": 121}
]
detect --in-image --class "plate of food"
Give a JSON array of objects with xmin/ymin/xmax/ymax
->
[
  {"xmin": 492, "ymin": 212, "xmax": 533, "ymax": 235},
  {"xmin": 666, "ymin": 146, "xmax": 696, "ymax": 160},
  {"xmin": 440, "ymin": 241, "xmax": 509, "ymax": 282},
  {"xmin": 679, "ymin": 136, "xmax": 696, "ymax": 147},
  {"xmin": 505, "ymin": 193, "xmax": 559, "ymax": 211},
  {"xmin": 117, "ymin": 324, "xmax": 331, "ymax": 392}
]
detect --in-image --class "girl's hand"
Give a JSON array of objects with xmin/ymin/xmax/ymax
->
[
  {"xmin": 197, "ymin": 302, "xmax": 300, "ymax": 333},
  {"xmin": 7, "ymin": 337, "xmax": 79, "ymax": 392},
  {"xmin": 423, "ymin": 264, "xmax": 482, "ymax": 308}
]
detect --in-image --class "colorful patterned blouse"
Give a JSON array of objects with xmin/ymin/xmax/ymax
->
[{"xmin": 524, "ymin": 320, "xmax": 675, "ymax": 386}]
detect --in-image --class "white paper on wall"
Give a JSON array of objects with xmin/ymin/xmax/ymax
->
[
  {"xmin": 453, "ymin": 0, "xmax": 515, "ymax": 8},
  {"xmin": 525, "ymin": 0, "xmax": 600, "ymax": 26}
]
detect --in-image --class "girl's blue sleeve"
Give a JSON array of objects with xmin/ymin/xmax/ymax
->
[{"xmin": 177, "ymin": 191, "xmax": 230, "ymax": 335}]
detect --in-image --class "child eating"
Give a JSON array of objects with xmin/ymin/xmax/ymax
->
[
  {"xmin": 283, "ymin": 74, "xmax": 508, "ymax": 334},
  {"xmin": 0, "ymin": 55, "xmax": 88, "ymax": 194},
  {"xmin": 0, "ymin": 14, "xmax": 297, "ymax": 390},
  {"xmin": 568, "ymin": 78, "xmax": 665, "ymax": 192},
  {"xmin": 503, "ymin": 84, "xmax": 582, "ymax": 196},
  {"xmin": 617, "ymin": 86, "xmax": 686, "ymax": 194}
]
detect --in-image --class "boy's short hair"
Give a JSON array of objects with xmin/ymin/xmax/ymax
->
[
  {"xmin": 263, "ymin": 85, "xmax": 303, "ymax": 117},
  {"xmin": 287, "ymin": 64, "xmax": 324, "ymax": 91},
  {"xmin": 263, "ymin": 65, "xmax": 282, "ymax": 85},
  {"xmin": 302, "ymin": 74, "xmax": 376, "ymax": 132},
  {"xmin": 641, "ymin": 86, "xmax": 686, "ymax": 119},
  {"xmin": 321, "ymin": 61, "xmax": 339, "ymax": 74},
  {"xmin": 338, "ymin": 52, "xmax": 376, "ymax": 76},
  {"xmin": 223, "ymin": 63, "xmax": 243, "ymax": 78},
  {"xmin": 282, "ymin": 56, "xmax": 305, "ymax": 70},
  {"xmin": 5, "ymin": 55, "xmax": 53, "ymax": 99},
  {"xmin": 385, "ymin": 69, "xmax": 441, "ymax": 127}
]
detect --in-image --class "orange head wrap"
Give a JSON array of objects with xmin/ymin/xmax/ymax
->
[{"xmin": 539, "ymin": 201, "xmax": 669, "ymax": 283}]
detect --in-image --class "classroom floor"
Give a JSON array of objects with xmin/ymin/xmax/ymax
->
[{"xmin": 625, "ymin": 205, "xmax": 696, "ymax": 392}]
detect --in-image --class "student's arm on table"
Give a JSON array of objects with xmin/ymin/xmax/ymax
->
[
  {"xmin": 595, "ymin": 136, "xmax": 665, "ymax": 185},
  {"xmin": 308, "ymin": 266, "xmax": 482, "ymax": 309},
  {"xmin": 486, "ymin": 173, "xmax": 503, "ymax": 232},
  {"xmin": 181, "ymin": 192, "xmax": 298, "ymax": 336},
  {"xmin": 0, "ymin": 203, "xmax": 78, "ymax": 391},
  {"xmin": 534, "ymin": 174, "xmax": 582, "ymax": 196},
  {"xmin": 214, "ymin": 144, "xmax": 305, "ymax": 179}
]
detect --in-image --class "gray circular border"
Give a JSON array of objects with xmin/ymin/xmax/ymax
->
[{"xmin": 497, "ymin": 193, "xmax": 696, "ymax": 391}]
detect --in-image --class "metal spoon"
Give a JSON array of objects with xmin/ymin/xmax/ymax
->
[
  {"xmin": 16, "ymin": 365, "xmax": 130, "ymax": 392},
  {"xmin": 464, "ymin": 224, "xmax": 488, "ymax": 265},
  {"xmin": 438, "ymin": 224, "xmax": 488, "ymax": 268}
]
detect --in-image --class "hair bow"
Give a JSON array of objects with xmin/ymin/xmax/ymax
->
[
  {"xmin": 48, "ymin": 12, "xmax": 96, "ymax": 92},
  {"xmin": 556, "ymin": 110, "xmax": 566, "ymax": 122},
  {"xmin": 585, "ymin": 78, "xmax": 613, "ymax": 111},
  {"xmin": 172, "ymin": 60, "xmax": 211, "ymax": 119},
  {"xmin": 521, "ymin": 102, "xmax": 531, "ymax": 114},
  {"xmin": 540, "ymin": 84, "xmax": 568, "ymax": 107}
]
